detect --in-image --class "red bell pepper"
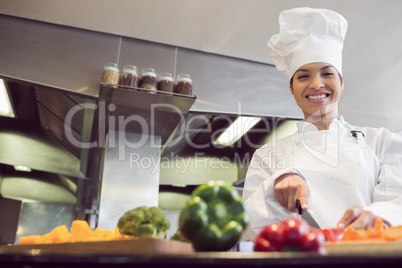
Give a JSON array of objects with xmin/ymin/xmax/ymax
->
[
  {"xmin": 253, "ymin": 223, "xmax": 285, "ymax": 251},
  {"xmin": 254, "ymin": 218, "xmax": 327, "ymax": 254},
  {"xmin": 321, "ymin": 228, "xmax": 344, "ymax": 242}
]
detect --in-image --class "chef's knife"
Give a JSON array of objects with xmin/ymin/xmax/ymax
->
[{"xmin": 296, "ymin": 199, "xmax": 321, "ymax": 229}]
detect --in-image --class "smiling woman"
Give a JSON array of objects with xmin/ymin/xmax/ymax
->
[{"xmin": 242, "ymin": 7, "xmax": 402, "ymax": 244}]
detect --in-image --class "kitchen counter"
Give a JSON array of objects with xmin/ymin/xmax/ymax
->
[
  {"xmin": 1, "ymin": 249, "xmax": 402, "ymax": 268},
  {"xmin": 2, "ymin": 239, "xmax": 402, "ymax": 267}
]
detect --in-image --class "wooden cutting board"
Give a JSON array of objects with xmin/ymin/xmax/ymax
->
[
  {"xmin": 325, "ymin": 240, "xmax": 402, "ymax": 253},
  {"xmin": 0, "ymin": 238, "xmax": 194, "ymax": 255}
]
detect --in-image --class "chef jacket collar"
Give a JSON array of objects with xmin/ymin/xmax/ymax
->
[{"xmin": 296, "ymin": 116, "xmax": 345, "ymax": 133}]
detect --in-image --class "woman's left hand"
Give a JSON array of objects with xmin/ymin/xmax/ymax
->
[{"xmin": 337, "ymin": 205, "xmax": 389, "ymax": 229}]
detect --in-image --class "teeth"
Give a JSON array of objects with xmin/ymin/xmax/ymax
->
[{"xmin": 308, "ymin": 94, "xmax": 326, "ymax": 100}]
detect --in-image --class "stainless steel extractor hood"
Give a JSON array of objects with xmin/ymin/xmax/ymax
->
[
  {"xmin": 0, "ymin": 75, "xmax": 98, "ymax": 180},
  {"xmin": 0, "ymin": 74, "xmax": 198, "ymax": 225}
]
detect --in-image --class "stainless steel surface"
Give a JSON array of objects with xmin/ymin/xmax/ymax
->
[
  {"xmin": 14, "ymin": 202, "xmax": 75, "ymax": 244},
  {"xmin": 0, "ymin": 122, "xmax": 83, "ymax": 179},
  {"xmin": 97, "ymin": 85, "xmax": 195, "ymax": 230},
  {"xmin": 119, "ymin": 38, "xmax": 176, "ymax": 80},
  {"xmin": 301, "ymin": 210, "xmax": 320, "ymax": 229},
  {"xmin": 0, "ymin": 15, "xmax": 117, "ymax": 98},
  {"xmin": 97, "ymin": 131, "xmax": 161, "ymax": 231},
  {"xmin": 176, "ymin": 47, "xmax": 302, "ymax": 118},
  {"xmin": 296, "ymin": 199, "xmax": 320, "ymax": 229},
  {"xmin": 0, "ymin": 14, "xmax": 302, "ymax": 119},
  {"xmin": 99, "ymin": 84, "xmax": 196, "ymax": 146},
  {"xmin": 0, "ymin": 196, "xmax": 21, "ymax": 244},
  {"xmin": 2, "ymin": 0, "xmax": 401, "ymax": 133},
  {"xmin": 0, "ymin": 77, "xmax": 98, "ymax": 179}
]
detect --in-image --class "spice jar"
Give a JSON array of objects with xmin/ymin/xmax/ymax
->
[
  {"xmin": 157, "ymin": 72, "xmax": 174, "ymax": 94},
  {"xmin": 101, "ymin": 62, "xmax": 119, "ymax": 86},
  {"xmin": 119, "ymin": 65, "xmax": 139, "ymax": 88},
  {"xmin": 174, "ymin": 73, "xmax": 193, "ymax": 95},
  {"xmin": 139, "ymin": 68, "xmax": 157, "ymax": 93}
]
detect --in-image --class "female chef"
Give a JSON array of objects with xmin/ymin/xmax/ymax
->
[{"xmin": 242, "ymin": 7, "xmax": 402, "ymax": 242}]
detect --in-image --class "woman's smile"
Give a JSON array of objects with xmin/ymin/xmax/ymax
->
[{"xmin": 305, "ymin": 92, "xmax": 331, "ymax": 103}]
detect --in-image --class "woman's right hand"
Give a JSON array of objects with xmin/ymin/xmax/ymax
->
[
  {"xmin": 274, "ymin": 173, "xmax": 309, "ymax": 213},
  {"xmin": 337, "ymin": 205, "xmax": 390, "ymax": 230}
]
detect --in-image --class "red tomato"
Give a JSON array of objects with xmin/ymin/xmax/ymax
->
[
  {"xmin": 281, "ymin": 218, "xmax": 311, "ymax": 247},
  {"xmin": 301, "ymin": 229, "xmax": 327, "ymax": 254},
  {"xmin": 253, "ymin": 237, "xmax": 278, "ymax": 252},
  {"xmin": 257, "ymin": 223, "xmax": 285, "ymax": 251},
  {"xmin": 260, "ymin": 223, "xmax": 285, "ymax": 250}
]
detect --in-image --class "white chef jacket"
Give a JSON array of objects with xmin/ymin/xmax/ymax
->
[{"xmin": 242, "ymin": 116, "xmax": 402, "ymax": 242}]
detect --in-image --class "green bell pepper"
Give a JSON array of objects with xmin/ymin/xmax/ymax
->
[{"xmin": 178, "ymin": 180, "xmax": 249, "ymax": 251}]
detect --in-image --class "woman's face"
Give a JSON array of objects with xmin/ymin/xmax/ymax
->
[{"xmin": 290, "ymin": 62, "xmax": 344, "ymax": 121}]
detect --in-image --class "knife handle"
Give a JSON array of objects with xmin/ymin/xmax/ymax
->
[{"xmin": 296, "ymin": 199, "xmax": 303, "ymax": 215}]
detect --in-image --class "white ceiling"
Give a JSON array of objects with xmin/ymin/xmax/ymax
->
[{"xmin": 1, "ymin": 0, "xmax": 402, "ymax": 133}]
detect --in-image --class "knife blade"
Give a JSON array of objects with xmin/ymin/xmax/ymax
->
[{"xmin": 296, "ymin": 199, "xmax": 321, "ymax": 229}]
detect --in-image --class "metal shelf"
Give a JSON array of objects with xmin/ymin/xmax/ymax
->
[{"xmin": 99, "ymin": 84, "xmax": 196, "ymax": 145}]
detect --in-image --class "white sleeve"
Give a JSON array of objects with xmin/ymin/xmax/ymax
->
[
  {"xmin": 365, "ymin": 130, "xmax": 402, "ymax": 226},
  {"xmin": 242, "ymin": 146, "xmax": 307, "ymax": 242}
]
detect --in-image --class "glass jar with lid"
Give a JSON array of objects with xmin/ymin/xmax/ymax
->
[
  {"xmin": 119, "ymin": 64, "xmax": 139, "ymax": 88},
  {"xmin": 139, "ymin": 68, "xmax": 157, "ymax": 93},
  {"xmin": 101, "ymin": 62, "xmax": 119, "ymax": 87},
  {"xmin": 157, "ymin": 72, "xmax": 174, "ymax": 94},
  {"xmin": 174, "ymin": 73, "xmax": 193, "ymax": 95}
]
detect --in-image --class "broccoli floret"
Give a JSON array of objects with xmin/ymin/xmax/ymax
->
[
  {"xmin": 117, "ymin": 206, "xmax": 170, "ymax": 238},
  {"xmin": 170, "ymin": 228, "xmax": 188, "ymax": 242}
]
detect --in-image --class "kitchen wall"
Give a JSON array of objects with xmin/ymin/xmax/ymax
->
[
  {"xmin": 3, "ymin": 0, "xmax": 402, "ymax": 133},
  {"xmin": 0, "ymin": 14, "xmax": 301, "ymax": 118}
]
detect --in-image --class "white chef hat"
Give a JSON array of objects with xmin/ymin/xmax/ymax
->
[{"xmin": 267, "ymin": 7, "xmax": 348, "ymax": 80}]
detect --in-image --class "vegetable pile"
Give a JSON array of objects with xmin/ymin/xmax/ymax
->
[
  {"xmin": 254, "ymin": 217, "xmax": 402, "ymax": 253},
  {"xmin": 19, "ymin": 206, "xmax": 171, "ymax": 245},
  {"xmin": 254, "ymin": 218, "xmax": 326, "ymax": 254},
  {"xmin": 340, "ymin": 218, "xmax": 402, "ymax": 242},
  {"xmin": 19, "ymin": 220, "xmax": 124, "ymax": 245},
  {"xmin": 179, "ymin": 180, "xmax": 249, "ymax": 251},
  {"xmin": 117, "ymin": 206, "xmax": 170, "ymax": 238}
]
